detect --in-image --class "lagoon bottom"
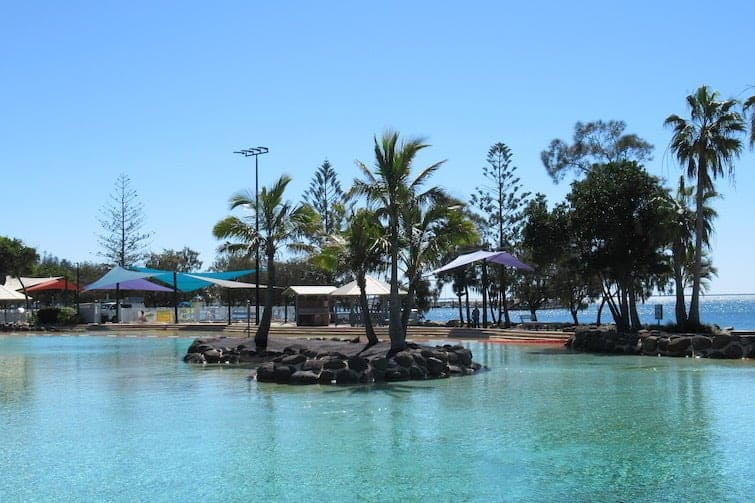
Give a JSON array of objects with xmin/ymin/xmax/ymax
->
[{"xmin": 1, "ymin": 334, "xmax": 753, "ymax": 502}]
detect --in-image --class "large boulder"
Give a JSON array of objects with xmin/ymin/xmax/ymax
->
[
  {"xmin": 667, "ymin": 337, "xmax": 691, "ymax": 356},
  {"xmin": 335, "ymin": 368, "xmax": 360, "ymax": 384},
  {"xmin": 281, "ymin": 354, "xmax": 307, "ymax": 366},
  {"xmin": 274, "ymin": 365, "xmax": 294, "ymax": 383},
  {"xmin": 256, "ymin": 362, "xmax": 277, "ymax": 382},
  {"xmin": 724, "ymin": 344, "xmax": 743, "ymax": 359},
  {"xmin": 691, "ymin": 335, "xmax": 712, "ymax": 351},
  {"xmin": 290, "ymin": 370, "xmax": 319, "ymax": 385},
  {"xmin": 347, "ymin": 355, "xmax": 369, "ymax": 372},
  {"xmin": 203, "ymin": 349, "xmax": 221, "ymax": 363},
  {"xmin": 426, "ymin": 357, "xmax": 447, "ymax": 376},
  {"xmin": 393, "ymin": 351, "xmax": 414, "ymax": 368}
]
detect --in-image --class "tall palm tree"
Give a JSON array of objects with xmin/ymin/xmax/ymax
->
[
  {"xmin": 664, "ymin": 85, "xmax": 745, "ymax": 327},
  {"xmin": 352, "ymin": 131, "xmax": 445, "ymax": 352},
  {"xmin": 399, "ymin": 195, "xmax": 478, "ymax": 330},
  {"xmin": 665, "ymin": 176, "xmax": 719, "ymax": 326},
  {"xmin": 213, "ymin": 175, "xmax": 318, "ymax": 351}
]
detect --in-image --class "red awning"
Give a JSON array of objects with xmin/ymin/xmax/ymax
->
[{"xmin": 25, "ymin": 278, "xmax": 80, "ymax": 292}]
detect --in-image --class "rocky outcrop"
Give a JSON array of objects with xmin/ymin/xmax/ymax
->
[
  {"xmin": 183, "ymin": 336, "xmax": 483, "ymax": 385},
  {"xmin": 565, "ymin": 327, "xmax": 755, "ymax": 359}
]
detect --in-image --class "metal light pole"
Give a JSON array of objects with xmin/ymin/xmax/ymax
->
[{"xmin": 233, "ymin": 146, "xmax": 269, "ymax": 325}]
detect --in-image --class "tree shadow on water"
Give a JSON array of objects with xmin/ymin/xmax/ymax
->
[{"xmin": 322, "ymin": 382, "xmax": 434, "ymax": 396}]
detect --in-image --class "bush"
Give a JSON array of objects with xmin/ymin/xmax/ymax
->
[
  {"xmin": 57, "ymin": 307, "xmax": 81, "ymax": 326},
  {"xmin": 34, "ymin": 307, "xmax": 81, "ymax": 326},
  {"xmin": 36, "ymin": 308, "xmax": 59, "ymax": 325}
]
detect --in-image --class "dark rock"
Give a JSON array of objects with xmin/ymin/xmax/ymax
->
[
  {"xmin": 724, "ymin": 344, "xmax": 743, "ymax": 359},
  {"xmin": 411, "ymin": 353, "xmax": 427, "ymax": 367},
  {"xmin": 183, "ymin": 353, "xmax": 205, "ymax": 364},
  {"xmin": 302, "ymin": 359, "xmax": 324, "ymax": 373},
  {"xmin": 256, "ymin": 362, "xmax": 277, "ymax": 382},
  {"xmin": 421, "ymin": 348, "xmax": 447, "ymax": 362},
  {"xmin": 274, "ymin": 365, "xmax": 294, "ymax": 383},
  {"xmin": 318, "ymin": 351, "xmax": 347, "ymax": 360},
  {"xmin": 370, "ymin": 369, "xmax": 386, "ymax": 382},
  {"xmin": 667, "ymin": 337, "xmax": 691, "ymax": 355},
  {"xmin": 409, "ymin": 365, "xmax": 427, "ymax": 380},
  {"xmin": 453, "ymin": 348, "xmax": 473, "ymax": 366},
  {"xmin": 322, "ymin": 357, "xmax": 347, "ymax": 370},
  {"xmin": 347, "ymin": 355, "xmax": 369, "ymax": 372},
  {"xmin": 318, "ymin": 369, "xmax": 336, "ymax": 384},
  {"xmin": 238, "ymin": 349, "xmax": 257, "ymax": 363},
  {"xmin": 426, "ymin": 357, "xmax": 447, "ymax": 376},
  {"xmin": 448, "ymin": 364, "xmax": 463, "ymax": 374},
  {"xmin": 691, "ymin": 335, "xmax": 712, "ymax": 350},
  {"xmin": 371, "ymin": 357, "xmax": 388, "ymax": 371},
  {"xmin": 290, "ymin": 370, "xmax": 319, "ymax": 385},
  {"xmin": 203, "ymin": 349, "xmax": 221, "ymax": 363},
  {"xmin": 219, "ymin": 354, "xmax": 238, "ymax": 364},
  {"xmin": 283, "ymin": 344, "xmax": 305, "ymax": 355},
  {"xmin": 384, "ymin": 366, "xmax": 410, "ymax": 382},
  {"xmin": 281, "ymin": 354, "xmax": 307, "ymax": 366},
  {"xmin": 393, "ymin": 351, "xmax": 414, "ymax": 368},
  {"xmin": 712, "ymin": 335, "xmax": 733, "ymax": 350},
  {"xmin": 335, "ymin": 368, "xmax": 360, "ymax": 384}
]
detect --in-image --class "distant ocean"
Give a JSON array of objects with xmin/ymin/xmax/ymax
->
[{"xmin": 427, "ymin": 294, "xmax": 755, "ymax": 330}]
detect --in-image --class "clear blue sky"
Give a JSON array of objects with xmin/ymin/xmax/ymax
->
[{"xmin": 2, "ymin": 1, "xmax": 753, "ymax": 294}]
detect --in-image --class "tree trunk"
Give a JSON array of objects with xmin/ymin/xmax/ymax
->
[
  {"xmin": 570, "ymin": 304, "xmax": 579, "ymax": 325},
  {"xmin": 400, "ymin": 284, "xmax": 415, "ymax": 333},
  {"xmin": 629, "ymin": 292, "xmax": 641, "ymax": 331},
  {"xmin": 673, "ymin": 263, "xmax": 688, "ymax": 326},
  {"xmin": 688, "ymin": 166, "xmax": 706, "ymax": 327},
  {"xmin": 500, "ymin": 268, "xmax": 511, "ymax": 327},
  {"xmin": 464, "ymin": 285, "xmax": 471, "ymax": 327},
  {"xmin": 255, "ymin": 247, "xmax": 275, "ymax": 352},
  {"xmin": 456, "ymin": 295, "xmax": 464, "ymax": 325},
  {"xmin": 388, "ymin": 224, "xmax": 405, "ymax": 352},
  {"xmin": 358, "ymin": 274, "xmax": 378, "ymax": 346}
]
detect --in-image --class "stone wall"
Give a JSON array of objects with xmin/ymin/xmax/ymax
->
[{"xmin": 565, "ymin": 327, "xmax": 755, "ymax": 359}]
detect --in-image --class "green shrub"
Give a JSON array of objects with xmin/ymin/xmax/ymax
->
[
  {"xmin": 36, "ymin": 307, "xmax": 59, "ymax": 325},
  {"xmin": 57, "ymin": 307, "xmax": 81, "ymax": 326},
  {"xmin": 34, "ymin": 307, "xmax": 81, "ymax": 326}
]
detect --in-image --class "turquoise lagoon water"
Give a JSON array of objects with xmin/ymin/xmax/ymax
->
[{"xmin": 1, "ymin": 334, "xmax": 754, "ymax": 502}]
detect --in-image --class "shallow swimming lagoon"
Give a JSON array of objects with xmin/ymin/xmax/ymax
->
[{"xmin": 1, "ymin": 334, "xmax": 753, "ymax": 502}]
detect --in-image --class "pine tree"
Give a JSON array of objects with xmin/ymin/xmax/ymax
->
[{"xmin": 98, "ymin": 173, "xmax": 152, "ymax": 267}]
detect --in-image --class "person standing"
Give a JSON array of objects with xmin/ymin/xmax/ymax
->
[{"xmin": 472, "ymin": 305, "xmax": 480, "ymax": 328}]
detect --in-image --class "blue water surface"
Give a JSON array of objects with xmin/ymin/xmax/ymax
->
[
  {"xmin": 1, "ymin": 334, "xmax": 753, "ymax": 502},
  {"xmin": 428, "ymin": 293, "xmax": 755, "ymax": 329}
]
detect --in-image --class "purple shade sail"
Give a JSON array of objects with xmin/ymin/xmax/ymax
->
[
  {"xmin": 86, "ymin": 277, "xmax": 174, "ymax": 292},
  {"xmin": 431, "ymin": 250, "xmax": 534, "ymax": 274}
]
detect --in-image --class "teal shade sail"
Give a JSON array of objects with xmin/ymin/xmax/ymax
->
[{"xmin": 132, "ymin": 267, "xmax": 257, "ymax": 292}]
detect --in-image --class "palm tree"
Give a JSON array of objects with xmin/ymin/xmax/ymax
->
[
  {"xmin": 213, "ymin": 175, "xmax": 318, "ymax": 351},
  {"xmin": 316, "ymin": 209, "xmax": 387, "ymax": 346},
  {"xmin": 665, "ymin": 176, "xmax": 719, "ymax": 326},
  {"xmin": 745, "ymin": 95, "xmax": 755, "ymax": 147},
  {"xmin": 399, "ymin": 195, "xmax": 478, "ymax": 330},
  {"xmin": 664, "ymin": 85, "xmax": 745, "ymax": 327},
  {"xmin": 352, "ymin": 131, "xmax": 445, "ymax": 352}
]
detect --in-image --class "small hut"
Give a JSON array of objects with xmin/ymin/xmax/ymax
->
[{"xmin": 283, "ymin": 286, "xmax": 336, "ymax": 326}]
